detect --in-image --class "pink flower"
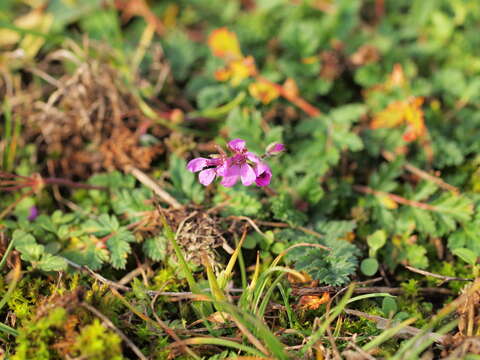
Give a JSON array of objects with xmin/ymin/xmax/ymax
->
[
  {"xmin": 254, "ymin": 162, "xmax": 272, "ymax": 187},
  {"xmin": 186, "ymin": 156, "xmax": 227, "ymax": 186},
  {"xmin": 221, "ymin": 139, "xmax": 261, "ymax": 187},
  {"xmin": 186, "ymin": 138, "xmax": 282, "ymax": 188},
  {"xmin": 266, "ymin": 143, "xmax": 285, "ymax": 155}
]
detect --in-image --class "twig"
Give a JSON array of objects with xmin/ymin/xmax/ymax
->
[
  {"xmin": 404, "ymin": 265, "xmax": 472, "ymax": 282},
  {"xmin": 346, "ymin": 342, "xmax": 376, "ymax": 360},
  {"xmin": 228, "ymin": 215, "xmax": 266, "ymax": 237},
  {"xmin": 125, "ymin": 165, "xmax": 181, "ymax": 208},
  {"xmin": 256, "ymin": 75, "xmax": 321, "ymax": 117},
  {"xmin": 233, "ymin": 217, "xmax": 324, "ymax": 240},
  {"xmin": 292, "ymin": 286, "xmax": 454, "ymax": 297},
  {"xmin": 354, "ymin": 185, "xmax": 438, "ymax": 212},
  {"xmin": 382, "ymin": 151, "xmax": 459, "ymax": 193},
  {"xmin": 119, "ymin": 263, "xmax": 151, "ymax": 285},
  {"xmin": 64, "ymin": 258, "xmax": 130, "ymax": 291},
  {"xmin": 82, "ymin": 302, "xmax": 148, "ymax": 360},
  {"xmin": 344, "ymin": 309, "xmax": 446, "ymax": 344}
]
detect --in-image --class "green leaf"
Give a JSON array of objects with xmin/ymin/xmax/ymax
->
[
  {"xmin": 112, "ymin": 188, "xmax": 154, "ymax": 219},
  {"xmin": 448, "ymin": 221, "xmax": 480, "ymax": 256},
  {"xmin": 13, "ymin": 230, "xmax": 44, "ymax": 262},
  {"xmin": 215, "ymin": 187, "xmax": 262, "ymax": 217},
  {"xmin": 106, "ymin": 229, "xmax": 134, "ymax": 270},
  {"xmin": 169, "ymin": 154, "xmax": 205, "ymax": 204},
  {"xmin": 406, "ymin": 245, "xmax": 428, "ymax": 269},
  {"xmin": 382, "ymin": 297, "xmax": 398, "ymax": 317},
  {"xmin": 197, "ymin": 85, "xmax": 231, "ymax": 110},
  {"xmin": 37, "ymin": 253, "xmax": 67, "ymax": 272},
  {"xmin": 361, "ymin": 258, "xmax": 379, "ymax": 276},
  {"xmin": 367, "ymin": 230, "xmax": 387, "ymax": 257},
  {"xmin": 82, "ymin": 214, "xmax": 120, "ymax": 236},
  {"xmin": 143, "ymin": 235, "xmax": 167, "ymax": 262},
  {"xmin": 285, "ymin": 221, "xmax": 360, "ymax": 286},
  {"xmin": 452, "ymin": 247, "xmax": 477, "ymax": 265},
  {"xmin": 270, "ymin": 193, "xmax": 307, "ymax": 226}
]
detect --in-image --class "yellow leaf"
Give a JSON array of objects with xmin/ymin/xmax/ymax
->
[
  {"xmin": 208, "ymin": 27, "xmax": 243, "ymax": 60},
  {"xmin": 370, "ymin": 100, "xmax": 408, "ymax": 130},
  {"xmin": 228, "ymin": 56, "xmax": 256, "ymax": 86},
  {"xmin": 214, "ymin": 67, "xmax": 232, "ymax": 82},
  {"xmin": 371, "ymin": 97, "xmax": 426, "ymax": 142},
  {"xmin": 403, "ymin": 97, "xmax": 426, "ymax": 142},
  {"xmin": 378, "ymin": 195, "xmax": 398, "ymax": 209},
  {"xmin": 248, "ymin": 80, "xmax": 280, "ymax": 104}
]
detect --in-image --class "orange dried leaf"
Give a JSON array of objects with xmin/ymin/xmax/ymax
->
[
  {"xmin": 208, "ymin": 27, "xmax": 243, "ymax": 60},
  {"xmin": 249, "ymin": 80, "xmax": 280, "ymax": 104},
  {"xmin": 299, "ymin": 292, "xmax": 331, "ymax": 310},
  {"xmin": 371, "ymin": 97, "xmax": 426, "ymax": 142},
  {"xmin": 283, "ymin": 78, "xmax": 299, "ymax": 98},
  {"xmin": 388, "ymin": 63, "xmax": 406, "ymax": 88},
  {"xmin": 214, "ymin": 67, "xmax": 232, "ymax": 82}
]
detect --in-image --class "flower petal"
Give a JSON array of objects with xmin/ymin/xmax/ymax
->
[
  {"xmin": 254, "ymin": 162, "xmax": 270, "ymax": 176},
  {"xmin": 266, "ymin": 143, "xmax": 285, "ymax": 155},
  {"xmin": 255, "ymin": 163, "xmax": 272, "ymax": 187},
  {"xmin": 221, "ymin": 175, "xmax": 239, "ymax": 187},
  {"xmin": 215, "ymin": 157, "xmax": 230, "ymax": 176},
  {"xmin": 228, "ymin": 139, "xmax": 246, "ymax": 153},
  {"xmin": 187, "ymin": 158, "xmax": 209, "ymax": 172},
  {"xmin": 225, "ymin": 163, "xmax": 241, "ymax": 177},
  {"xmin": 198, "ymin": 169, "xmax": 216, "ymax": 186},
  {"xmin": 240, "ymin": 164, "xmax": 256, "ymax": 186},
  {"xmin": 255, "ymin": 170, "xmax": 272, "ymax": 187},
  {"xmin": 246, "ymin": 152, "xmax": 261, "ymax": 163}
]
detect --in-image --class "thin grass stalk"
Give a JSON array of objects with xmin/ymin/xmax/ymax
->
[
  {"xmin": 252, "ymin": 266, "xmax": 304, "ymax": 315},
  {"xmin": 2, "ymin": 101, "xmax": 12, "ymax": 171},
  {"xmin": 161, "ymin": 216, "xmax": 199, "ymax": 293},
  {"xmin": 7, "ymin": 113, "xmax": 21, "ymax": 172},
  {"xmin": 175, "ymin": 337, "xmax": 265, "ymax": 357},
  {"xmin": 301, "ymin": 285, "xmax": 354, "ymax": 354},
  {"xmin": 362, "ymin": 317, "xmax": 417, "ymax": 352},
  {"xmin": 257, "ymin": 273, "xmax": 287, "ymax": 319},
  {"xmin": 0, "ymin": 260, "xmax": 21, "ymax": 312},
  {"xmin": 277, "ymin": 283, "xmax": 295, "ymax": 329},
  {"xmin": 392, "ymin": 280, "xmax": 480, "ymax": 359},
  {"xmin": 0, "ymin": 238, "xmax": 15, "ymax": 271},
  {"xmin": 237, "ymin": 239, "xmax": 247, "ymax": 290},
  {"xmin": 396, "ymin": 319, "xmax": 458, "ymax": 360},
  {"xmin": 0, "ymin": 322, "xmax": 18, "ymax": 337},
  {"xmin": 216, "ymin": 301, "xmax": 290, "ymax": 360}
]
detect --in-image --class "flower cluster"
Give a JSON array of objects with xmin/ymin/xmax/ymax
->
[{"xmin": 187, "ymin": 139, "xmax": 284, "ymax": 187}]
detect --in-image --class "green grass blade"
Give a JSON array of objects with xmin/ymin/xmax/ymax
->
[{"xmin": 362, "ymin": 317, "xmax": 417, "ymax": 352}]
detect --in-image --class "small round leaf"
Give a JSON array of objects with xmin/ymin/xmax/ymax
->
[
  {"xmin": 382, "ymin": 297, "xmax": 398, "ymax": 317},
  {"xmin": 360, "ymin": 258, "xmax": 379, "ymax": 276}
]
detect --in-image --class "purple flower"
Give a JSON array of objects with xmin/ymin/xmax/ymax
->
[
  {"xmin": 254, "ymin": 162, "xmax": 272, "ymax": 187},
  {"xmin": 186, "ymin": 156, "xmax": 227, "ymax": 186},
  {"xmin": 27, "ymin": 206, "xmax": 39, "ymax": 221},
  {"xmin": 186, "ymin": 138, "xmax": 283, "ymax": 188},
  {"xmin": 220, "ymin": 139, "xmax": 261, "ymax": 187},
  {"xmin": 266, "ymin": 143, "xmax": 285, "ymax": 155}
]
